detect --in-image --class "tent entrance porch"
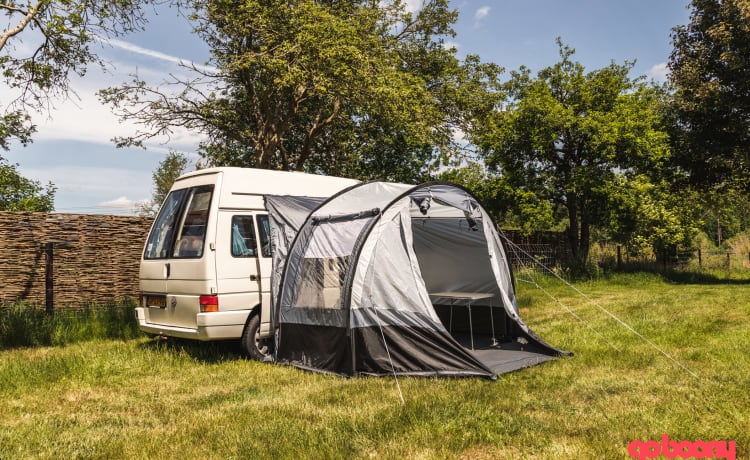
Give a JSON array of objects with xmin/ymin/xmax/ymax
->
[
  {"xmin": 432, "ymin": 303, "xmax": 559, "ymax": 374},
  {"xmin": 413, "ymin": 217, "xmax": 559, "ymax": 374},
  {"xmin": 431, "ymin": 301, "xmax": 509, "ymax": 349}
]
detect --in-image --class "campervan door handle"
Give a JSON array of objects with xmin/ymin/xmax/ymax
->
[
  {"xmin": 250, "ymin": 274, "xmax": 258, "ymax": 281},
  {"xmin": 165, "ymin": 263, "xmax": 171, "ymax": 278}
]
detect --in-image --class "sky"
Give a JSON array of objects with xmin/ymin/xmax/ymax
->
[{"xmin": 3, "ymin": 0, "xmax": 692, "ymax": 215}]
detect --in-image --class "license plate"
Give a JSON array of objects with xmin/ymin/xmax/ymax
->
[{"xmin": 146, "ymin": 295, "xmax": 167, "ymax": 308}]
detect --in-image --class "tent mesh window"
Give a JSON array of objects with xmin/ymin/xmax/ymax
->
[{"xmin": 292, "ymin": 256, "xmax": 349, "ymax": 309}]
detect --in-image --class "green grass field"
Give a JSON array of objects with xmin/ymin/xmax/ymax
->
[{"xmin": 1, "ymin": 273, "xmax": 748, "ymax": 459}]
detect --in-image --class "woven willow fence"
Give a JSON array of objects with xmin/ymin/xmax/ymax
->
[
  {"xmin": 0, "ymin": 212, "xmax": 569, "ymax": 308},
  {"xmin": 0, "ymin": 212, "xmax": 152, "ymax": 307}
]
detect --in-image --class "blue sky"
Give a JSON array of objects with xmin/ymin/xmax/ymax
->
[{"xmin": 4, "ymin": 1, "xmax": 691, "ymax": 214}]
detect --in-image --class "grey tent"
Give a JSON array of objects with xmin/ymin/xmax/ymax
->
[{"xmin": 266, "ymin": 181, "xmax": 568, "ymax": 379}]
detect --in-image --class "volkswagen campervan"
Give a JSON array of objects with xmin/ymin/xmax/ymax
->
[{"xmin": 136, "ymin": 167, "xmax": 358, "ymax": 358}]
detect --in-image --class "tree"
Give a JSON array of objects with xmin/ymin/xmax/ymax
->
[
  {"xmin": 137, "ymin": 151, "xmax": 189, "ymax": 217},
  {"xmin": 605, "ymin": 174, "xmax": 700, "ymax": 262},
  {"xmin": 0, "ymin": 157, "xmax": 55, "ymax": 211},
  {"xmin": 438, "ymin": 162, "xmax": 556, "ymax": 235},
  {"xmin": 0, "ymin": 0, "xmax": 157, "ymax": 149},
  {"xmin": 473, "ymin": 41, "xmax": 671, "ymax": 267},
  {"xmin": 100, "ymin": 0, "xmax": 502, "ymax": 181},
  {"xmin": 669, "ymin": 0, "xmax": 750, "ymax": 190}
]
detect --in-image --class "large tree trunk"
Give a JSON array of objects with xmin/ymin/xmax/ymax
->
[
  {"xmin": 579, "ymin": 208, "xmax": 591, "ymax": 263},
  {"xmin": 565, "ymin": 192, "xmax": 580, "ymax": 258},
  {"xmin": 565, "ymin": 192, "xmax": 590, "ymax": 271}
]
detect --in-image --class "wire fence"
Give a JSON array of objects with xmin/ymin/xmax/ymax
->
[
  {"xmin": 505, "ymin": 243, "xmax": 560, "ymax": 271},
  {"xmin": 504, "ymin": 238, "xmax": 750, "ymax": 274}
]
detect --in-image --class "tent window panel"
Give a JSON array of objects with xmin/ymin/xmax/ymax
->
[{"xmin": 292, "ymin": 256, "xmax": 349, "ymax": 309}]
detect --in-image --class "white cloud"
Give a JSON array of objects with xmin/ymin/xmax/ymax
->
[
  {"xmin": 99, "ymin": 196, "xmax": 138, "ymax": 209},
  {"xmin": 648, "ymin": 62, "xmax": 669, "ymax": 83},
  {"xmin": 452, "ymin": 127, "xmax": 467, "ymax": 144},
  {"xmin": 102, "ymin": 37, "xmax": 217, "ymax": 74},
  {"xmin": 14, "ymin": 163, "xmax": 153, "ymax": 214},
  {"xmin": 402, "ymin": 0, "xmax": 423, "ymax": 13},
  {"xmin": 18, "ymin": 42, "xmax": 208, "ymax": 152},
  {"xmin": 21, "ymin": 164, "xmax": 150, "ymax": 195},
  {"xmin": 475, "ymin": 6, "xmax": 491, "ymax": 23},
  {"xmin": 442, "ymin": 40, "xmax": 460, "ymax": 52}
]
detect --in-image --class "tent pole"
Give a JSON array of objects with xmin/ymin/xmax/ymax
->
[
  {"xmin": 371, "ymin": 301, "xmax": 405, "ymax": 405},
  {"xmin": 489, "ymin": 298, "xmax": 499, "ymax": 347}
]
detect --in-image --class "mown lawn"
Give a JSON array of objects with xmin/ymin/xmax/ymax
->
[{"xmin": 0, "ymin": 273, "xmax": 748, "ymax": 459}]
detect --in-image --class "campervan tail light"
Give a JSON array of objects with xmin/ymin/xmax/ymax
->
[{"xmin": 199, "ymin": 295, "xmax": 219, "ymax": 312}]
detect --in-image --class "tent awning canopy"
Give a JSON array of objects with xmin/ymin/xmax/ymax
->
[{"xmin": 266, "ymin": 181, "xmax": 568, "ymax": 378}]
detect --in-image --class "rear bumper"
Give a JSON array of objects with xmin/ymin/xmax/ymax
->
[{"xmin": 135, "ymin": 307, "xmax": 248, "ymax": 340}]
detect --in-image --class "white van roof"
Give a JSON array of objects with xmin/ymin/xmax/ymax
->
[{"xmin": 174, "ymin": 167, "xmax": 360, "ymax": 210}]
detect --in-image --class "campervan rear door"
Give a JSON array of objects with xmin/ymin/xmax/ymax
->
[
  {"xmin": 163, "ymin": 182, "xmax": 218, "ymax": 328},
  {"xmin": 141, "ymin": 187, "xmax": 187, "ymax": 310},
  {"xmin": 141, "ymin": 173, "xmax": 219, "ymax": 329}
]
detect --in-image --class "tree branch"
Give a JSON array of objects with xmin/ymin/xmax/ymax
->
[{"xmin": 0, "ymin": 1, "xmax": 43, "ymax": 51}]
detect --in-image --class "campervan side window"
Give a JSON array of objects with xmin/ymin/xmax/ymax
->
[
  {"xmin": 256, "ymin": 215, "xmax": 271, "ymax": 258},
  {"xmin": 144, "ymin": 185, "xmax": 214, "ymax": 260},
  {"xmin": 231, "ymin": 215, "xmax": 257, "ymax": 257}
]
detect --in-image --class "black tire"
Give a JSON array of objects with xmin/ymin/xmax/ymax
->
[{"xmin": 240, "ymin": 314, "xmax": 272, "ymax": 360}]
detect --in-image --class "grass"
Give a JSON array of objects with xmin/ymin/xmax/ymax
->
[
  {"xmin": 0, "ymin": 273, "xmax": 748, "ymax": 459},
  {"xmin": 0, "ymin": 300, "xmax": 141, "ymax": 348}
]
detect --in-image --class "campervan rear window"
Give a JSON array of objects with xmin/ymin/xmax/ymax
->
[{"xmin": 144, "ymin": 185, "xmax": 214, "ymax": 259}]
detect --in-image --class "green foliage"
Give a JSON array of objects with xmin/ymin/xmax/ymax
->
[
  {"xmin": 473, "ymin": 40, "xmax": 671, "ymax": 265},
  {"xmin": 726, "ymin": 230, "xmax": 750, "ymax": 260},
  {"xmin": 605, "ymin": 175, "xmax": 701, "ymax": 258},
  {"xmin": 0, "ymin": 301, "xmax": 141, "ymax": 349},
  {"xmin": 0, "ymin": 0, "xmax": 156, "ymax": 148},
  {"xmin": 694, "ymin": 187, "xmax": 750, "ymax": 246},
  {"xmin": 153, "ymin": 151, "xmax": 189, "ymax": 206},
  {"xmin": 100, "ymin": 1, "xmax": 503, "ymax": 181},
  {"xmin": 137, "ymin": 151, "xmax": 190, "ymax": 217},
  {"xmin": 439, "ymin": 162, "xmax": 556, "ymax": 234},
  {"xmin": 669, "ymin": 0, "xmax": 750, "ymax": 190},
  {"xmin": 0, "ymin": 111, "xmax": 35, "ymax": 150},
  {"xmin": 0, "ymin": 156, "xmax": 55, "ymax": 211}
]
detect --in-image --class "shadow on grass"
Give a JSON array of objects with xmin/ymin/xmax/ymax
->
[
  {"xmin": 566, "ymin": 265, "xmax": 750, "ymax": 285},
  {"xmin": 138, "ymin": 336, "xmax": 245, "ymax": 363},
  {"xmin": 656, "ymin": 270, "xmax": 750, "ymax": 285}
]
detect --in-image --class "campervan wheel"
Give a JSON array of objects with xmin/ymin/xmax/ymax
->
[{"xmin": 241, "ymin": 314, "xmax": 272, "ymax": 360}]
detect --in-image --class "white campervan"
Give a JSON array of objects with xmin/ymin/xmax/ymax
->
[{"xmin": 136, "ymin": 167, "xmax": 359, "ymax": 358}]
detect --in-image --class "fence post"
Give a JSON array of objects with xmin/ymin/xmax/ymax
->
[
  {"xmin": 727, "ymin": 252, "xmax": 731, "ymax": 270},
  {"xmin": 617, "ymin": 245, "xmax": 622, "ymax": 270},
  {"xmin": 698, "ymin": 249, "xmax": 702, "ymax": 268},
  {"xmin": 44, "ymin": 242, "xmax": 54, "ymax": 315}
]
